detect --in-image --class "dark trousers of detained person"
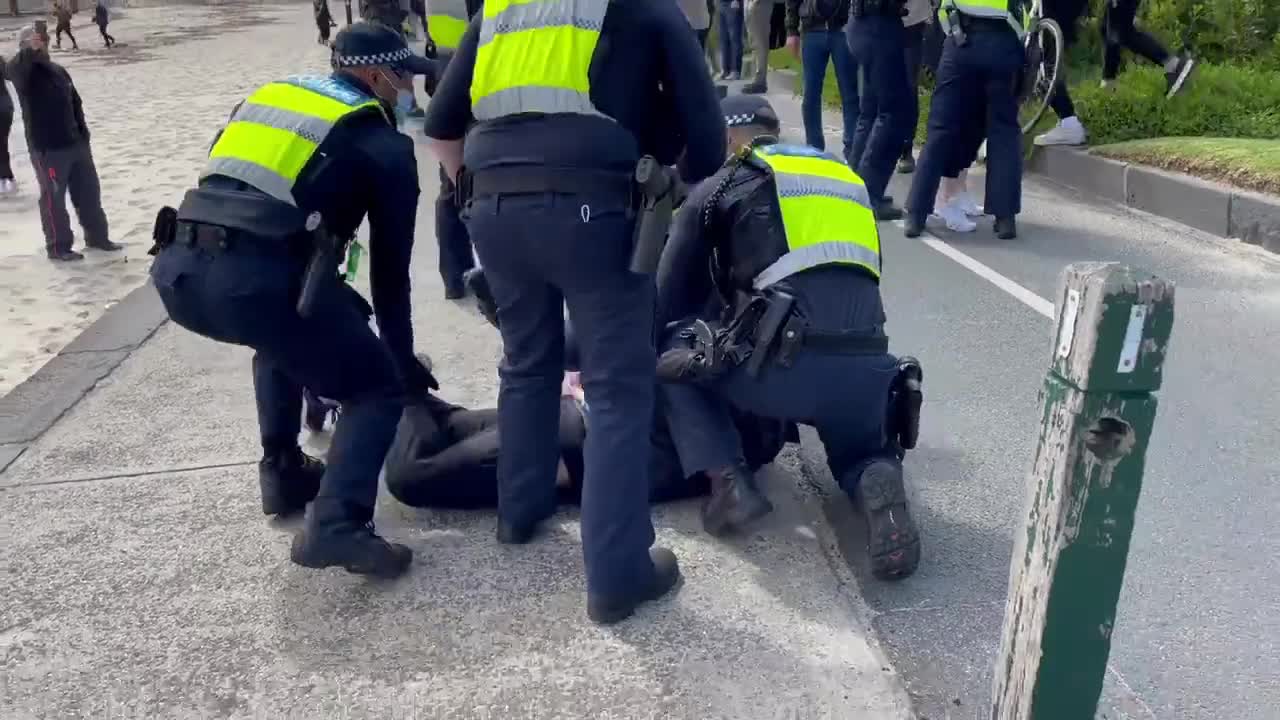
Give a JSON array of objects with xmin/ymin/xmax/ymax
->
[
  {"xmin": 150, "ymin": 237, "xmax": 405, "ymax": 541},
  {"xmin": 462, "ymin": 188, "xmax": 661, "ymax": 603},
  {"xmin": 906, "ymin": 22, "xmax": 1022, "ymax": 233},
  {"xmin": 30, "ymin": 141, "xmax": 111, "ymax": 256}
]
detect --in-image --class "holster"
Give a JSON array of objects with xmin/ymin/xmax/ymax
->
[
  {"xmin": 888, "ymin": 356, "xmax": 924, "ymax": 452},
  {"xmin": 743, "ymin": 290, "xmax": 796, "ymax": 377}
]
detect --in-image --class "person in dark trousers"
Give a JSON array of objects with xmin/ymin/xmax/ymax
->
[
  {"xmin": 53, "ymin": 3, "xmax": 77, "ymax": 50},
  {"xmin": 905, "ymin": 0, "xmax": 1024, "ymax": 239},
  {"xmin": 424, "ymin": 0, "xmax": 726, "ymax": 625},
  {"xmin": 314, "ymin": 0, "xmax": 336, "ymax": 45},
  {"xmin": 0, "ymin": 53, "xmax": 16, "ymax": 195},
  {"xmin": 93, "ymin": 1, "xmax": 114, "ymax": 48},
  {"xmin": 422, "ymin": 0, "xmax": 480, "ymax": 299},
  {"xmin": 9, "ymin": 27, "xmax": 118, "ymax": 260},
  {"xmin": 1035, "ymin": 0, "xmax": 1194, "ymax": 146},
  {"xmin": 655, "ymin": 94, "xmax": 922, "ymax": 578},
  {"xmin": 783, "ymin": 0, "xmax": 858, "ymax": 162},
  {"xmin": 717, "ymin": 0, "xmax": 745, "ymax": 80},
  {"xmin": 846, "ymin": 0, "xmax": 912, "ymax": 220},
  {"xmin": 151, "ymin": 23, "xmax": 438, "ymax": 579},
  {"xmin": 897, "ymin": 0, "xmax": 933, "ymax": 173}
]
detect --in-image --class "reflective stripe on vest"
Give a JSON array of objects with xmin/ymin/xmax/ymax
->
[
  {"xmin": 470, "ymin": 0, "xmax": 609, "ymax": 121},
  {"xmin": 938, "ymin": 0, "xmax": 1025, "ymax": 38},
  {"xmin": 428, "ymin": 0, "xmax": 470, "ymax": 49},
  {"xmin": 202, "ymin": 76, "xmax": 385, "ymax": 207},
  {"xmin": 751, "ymin": 143, "xmax": 881, "ymax": 289}
]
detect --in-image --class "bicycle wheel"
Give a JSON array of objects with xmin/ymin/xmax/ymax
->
[{"xmin": 1018, "ymin": 17, "xmax": 1064, "ymax": 134}]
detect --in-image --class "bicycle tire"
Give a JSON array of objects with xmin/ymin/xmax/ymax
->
[{"xmin": 1019, "ymin": 17, "xmax": 1064, "ymax": 134}]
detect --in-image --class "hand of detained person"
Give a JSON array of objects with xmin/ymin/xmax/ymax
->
[{"xmin": 401, "ymin": 354, "xmax": 440, "ymax": 397}]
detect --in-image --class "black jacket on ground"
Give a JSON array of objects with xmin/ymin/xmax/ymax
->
[
  {"xmin": 785, "ymin": 0, "xmax": 852, "ymax": 35},
  {"xmin": 6, "ymin": 48, "xmax": 89, "ymax": 152}
]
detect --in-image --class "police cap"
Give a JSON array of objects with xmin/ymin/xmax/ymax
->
[
  {"xmin": 720, "ymin": 94, "xmax": 781, "ymax": 135},
  {"xmin": 331, "ymin": 22, "xmax": 435, "ymax": 75}
]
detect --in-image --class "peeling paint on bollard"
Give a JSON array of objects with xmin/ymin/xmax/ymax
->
[{"xmin": 991, "ymin": 263, "xmax": 1175, "ymax": 720}]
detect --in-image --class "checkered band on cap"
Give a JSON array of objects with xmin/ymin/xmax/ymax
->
[
  {"xmin": 334, "ymin": 46, "xmax": 413, "ymax": 68},
  {"xmin": 725, "ymin": 113, "xmax": 758, "ymax": 127}
]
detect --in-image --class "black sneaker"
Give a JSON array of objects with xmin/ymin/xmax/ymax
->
[
  {"xmin": 875, "ymin": 202, "xmax": 904, "ymax": 222},
  {"xmin": 496, "ymin": 518, "xmax": 542, "ymax": 545},
  {"xmin": 741, "ymin": 81, "xmax": 767, "ymax": 95},
  {"xmin": 443, "ymin": 282, "xmax": 466, "ymax": 300},
  {"xmin": 47, "ymin": 249, "xmax": 85, "ymax": 262},
  {"xmin": 290, "ymin": 501, "xmax": 412, "ymax": 579},
  {"xmin": 258, "ymin": 449, "xmax": 324, "ymax": 517},
  {"xmin": 903, "ymin": 216, "xmax": 925, "ymax": 238},
  {"xmin": 897, "ymin": 154, "xmax": 916, "ymax": 174},
  {"xmin": 994, "ymin": 216, "xmax": 1017, "ymax": 240},
  {"xmin": 586, "ymin": 547, "xmax": 682, "ymax": 625},
  {"xmin": 701, "ymin": 463, "xmax": 773, "ymax": 537},
  {"xmin": 854, "ymin": 461, "xmax": 921, "ymax": 580},
  {"xmin": 1165, "ymin": 54, "xmax": 1196, "ymax": 98},
  {"xmin": 86, "ymin": 239, "xmax": 123, "ymax": 252}
]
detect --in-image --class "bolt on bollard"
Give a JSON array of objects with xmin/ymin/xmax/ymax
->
[{"xmin": 991, "ymin": 262, "xmax": 1176, "ymax": 720}]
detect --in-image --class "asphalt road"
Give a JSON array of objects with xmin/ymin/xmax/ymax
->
[{"xmin": 763, "ymin": 89, "xmax": 1280, "ymax": 719}]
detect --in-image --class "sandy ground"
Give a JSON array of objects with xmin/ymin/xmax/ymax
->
[{"xmin": 0, "ymin": 1, "xmax": 334, "ymax": 397}]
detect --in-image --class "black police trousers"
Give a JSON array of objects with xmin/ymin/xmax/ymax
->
[
  {"xmin": 150, "ymin": 242, "xmax": 403, "ymax": 517},
  {"xmin": 463, "ymin": 188, "xmax": 658, "ymax": 600},
  {"xmin": 847, "ymin": 13, "xmax": 914, "ymax": 206}
]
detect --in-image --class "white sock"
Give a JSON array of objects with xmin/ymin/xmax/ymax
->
[{"xmin": 1164, "ymin": 56, "xmax": 1180, "ymax": 72}]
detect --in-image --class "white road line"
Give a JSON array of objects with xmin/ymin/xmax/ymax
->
[{"xmin": 894, "ymin": 221, "xmax": 1057, "ymax": 320}]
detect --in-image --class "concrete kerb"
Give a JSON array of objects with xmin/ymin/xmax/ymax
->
[
  {"xmin": 1028, "ymin": 145, "xmax": 1280, "ymax": 254},
  {"xmin": 0, "ymin": 283, "xmax": 168, "ymax": 474}
]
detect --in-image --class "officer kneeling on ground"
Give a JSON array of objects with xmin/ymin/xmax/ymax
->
[
  {"xmin": 149, "ymin": 23, "xmax": 438, "ymax": 579},
  {"xmin": 656, "ymin": 95, "xmax": 924, "ymax": 580}
]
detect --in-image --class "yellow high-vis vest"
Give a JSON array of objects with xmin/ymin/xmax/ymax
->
[
  {"xmin": 203, "ymin": 76, "xmax": 387, "ymax": 207},
  {"xmin": 751, "ymin": 143, "xmax": 882, "ymax": 289},
  {"xmin": 469, "ymin": 0, "xmax": 611, "ymax": 121},
  {"xmin": 938, "ymin": 0, "xmax": 1026, "ymax": 38},
  {"xmin": 428, "ymin": 0, "xmax": 470, "ymax": 50}
]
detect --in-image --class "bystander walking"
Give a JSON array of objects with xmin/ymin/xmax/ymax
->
[
  {"xmin": 93, "ymin": 1, "xmax": 115, "ymax": 48},
  {"xmin": 0, "ymin": 51, "xmax": 16, "ymax": 195}
]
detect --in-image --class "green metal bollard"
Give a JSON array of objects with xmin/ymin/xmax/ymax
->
[{"xmin": 991, "ymin": 262, "xmax": 1175, "ymax": 720}]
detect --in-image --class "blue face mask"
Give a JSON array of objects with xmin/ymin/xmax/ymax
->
[{"xmin": 381, "ymin": 70, "xmax": 414, "ymax": 125}]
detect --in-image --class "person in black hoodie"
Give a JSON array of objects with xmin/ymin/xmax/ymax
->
[
  {"xmin": 9, "ymin": 26, "xmax": 119, "ymax": 261},
  {"xmin": 0, "ymin": 52, "xmax": 17, "ymax": 195},
  {"xmin": 94, "ymin": 1, "xmax": 115, "ymax": 48}
]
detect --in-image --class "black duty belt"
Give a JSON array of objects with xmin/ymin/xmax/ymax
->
[
  {"xmin": 797, "ymin": 328, "xmax": 890, "ymax": 355},
  {"xmin": 851, "ymin": 0, "xmax": 907, "ymax": 18},
  {"xmin": 460, "ymin": 166, "xmax": 636, "ymax": 204},
  {"xmin": 962, "ymin": 16, "xmax": 1014, "ymax": 32},
  {"xmin": 170, "ymin": 220, "xmax": 305, "ymax": 258}
]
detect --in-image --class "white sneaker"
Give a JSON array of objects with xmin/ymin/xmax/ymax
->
[
  {"xmin": 932, "ymin": 200, "xmax": 977, "ymax": 232},
  {"xmin": 955, "ymin": 191, "xmax": 983, "ymax": 217},
  {"xmin": 0, "ymin": 179, "xmax": 16, "ymax": 195},
  {"xmin": 1034, "ymin": 117, "xmax": 1087, "ymax": 147}
]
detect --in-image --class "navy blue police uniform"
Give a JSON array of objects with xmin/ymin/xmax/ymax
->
[
  {"xmin": 904, "ymin": 0, "xmax": 1024, "ymax": 239},
  {"xmin": 655, "ymin": 95, "xmax": 923, "ymax": 580},
  {"xmin": 846, "ymin": 0, "xmax": 913, "ymax": 218},
  {"xmin": 149, "ymin": 24, "xmax": 438, "ymax": 579},
  {"xmin": 423, "ymin": 0, "xmax": 725, "ymax": 624}
]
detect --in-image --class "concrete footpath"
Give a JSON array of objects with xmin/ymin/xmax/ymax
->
[{"xmin": 0, "ymin": 92, "xmax": 912, "ymax": 720}]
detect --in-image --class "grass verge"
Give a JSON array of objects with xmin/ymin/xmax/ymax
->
[{"xmin": 1092, "ymin": 137, "xmax": 1280, "ymax": 195}]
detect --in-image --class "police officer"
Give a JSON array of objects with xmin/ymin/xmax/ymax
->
[
  {"xmin": 655, "ymin": 95, "xmax": 923, "ymax": 580},
  {"xmin": 423, "ymin": 0, "xmax": 481, "ymax": 299},
  {"xmin": 149, "ymin": 23, "xmax": 437, "ymax": 579},
  {"xmin": 903, "ymin": 0, "xmax": 1025, "ymax": 239},
  {"xmin": 422, "ymin": 0, "xmax": 725, "ymax": 624},
  {"xmin": 846, "ymin": 0, "xmax": 912, "ymax": 219}
]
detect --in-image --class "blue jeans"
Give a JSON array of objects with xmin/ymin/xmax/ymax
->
[
  {"xmin": 463, "ymin": 189, "xmax": 660, "ymax": 600},
  {"xmin": 801, "ymin": 29, "xmax": 859, "ymax": 161},
  {"xmin": 717, "ymin": 0, "xmax": 744, "ymax": 74}
]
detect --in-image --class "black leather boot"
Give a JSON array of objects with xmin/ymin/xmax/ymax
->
[
  {"xmin": 701, "ymin": 463, "xmax": 774, "ymax": 537},
  {"xmin": 290, "ymin": 498, "xmax": 412, "ymax": 579},
  {"xmin": 258, "ymin": 448, "xmax": 324, "ymax": 517},
  {"xmin": 586, "ymin": 547, "xmax": 682, "ymax": 625},
  {"xmin": 854, "ymin": 461, "xmax": 921, "ymax": 580},
  {"xmin": 994, "ymin": 216, "xmax": 1017, "ymax": 239}
]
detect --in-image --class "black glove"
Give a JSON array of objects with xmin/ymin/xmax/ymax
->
[{"xmin": 423, "ymin": 37, "xmax": 437, "ymax": 59}]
